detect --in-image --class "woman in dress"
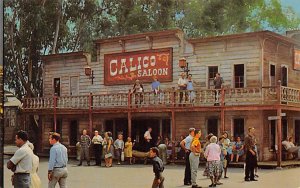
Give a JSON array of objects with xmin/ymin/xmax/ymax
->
[
  {"xmin": 124, "ymin": 137, "xmax": 133, "ymax": 164},
  {"xmin": 103, "ymin": 132, "xmax": 114, "ymax": 167},
  {"xmin": 28, "ymin": 142, "xmax": 41, "ymax": 188},
  {"xmin": 231, "ymin": 136, "xmax": 244, "ymax": 162}
]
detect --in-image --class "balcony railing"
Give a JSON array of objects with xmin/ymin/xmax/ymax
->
[{"xmin": 22, "ymin": 86, "xmax": 300, "ymax": 110}]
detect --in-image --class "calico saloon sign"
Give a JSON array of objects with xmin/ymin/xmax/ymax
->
[{"xmin": 104, "ymin": 48, "xmax": 173, "ymax": 85}]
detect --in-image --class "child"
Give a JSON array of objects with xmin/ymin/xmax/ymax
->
[
  {"xmin": 114, "ymin": 134, "xmax": 124, "ymax": 165},
  {"xmin": 124, "ymin": 137, "xmax": 133, "ymax": 164},
  {"xmin": 150, "ymin": 147, "xmax": 165, "ymax": 188}
]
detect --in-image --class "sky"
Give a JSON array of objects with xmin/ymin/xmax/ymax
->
[{"xmin": 281, "ymin": 0, "xmax": 300, "ymax": 16}]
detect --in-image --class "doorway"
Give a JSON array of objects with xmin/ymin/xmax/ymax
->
[
  {"xmin": 207, "ymin": 118, "xmax": 218, "ymax": 137},
  {"xmin": 70, "ymin": 120, "xmax": 78, "ymax": 146},
  {"xmin": 233, "ymin": 118, "xmax": 245, "ymax": 139},
  {"xmin": 234, "ymin": 64, "xmax": 244, "ymax": 88},
  {"xmin": 295, "ymin": 120, "xmax": 300, "ymax": 146},
  {"xmin": 281, "ymin": 66, "xmax": 288, "ymax": 87}
]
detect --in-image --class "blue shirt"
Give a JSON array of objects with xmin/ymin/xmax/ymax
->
[
  {"xmin": 48, "ymin": 142, "xmax": 68, "ymax": 171},
  {"xmin": 187, "ymin": 81, "xmax": 194, "ymax": 90},
  {"xmin": 184, "ymin": 135, "xmax": 193, "ymax": 150},
  {"xmin": 151, "ymin": 81, "xmax": 160, "ymax": 90}
]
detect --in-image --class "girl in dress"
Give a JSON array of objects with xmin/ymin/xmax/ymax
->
[{"xmin": 124, "ymin": 137, "xmax": 133, "ymax": 164}]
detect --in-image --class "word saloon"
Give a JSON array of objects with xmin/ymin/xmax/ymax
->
[{"xmin": 104, "ymin": 48, "xmax": 173, "ymax": 85}]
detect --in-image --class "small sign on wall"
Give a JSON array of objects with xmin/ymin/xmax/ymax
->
[
  {"xmin": 104, "ymin": 48, "xmax": 173, "ymax": 85},
  {"xmin": 294, "ymin": 49, "xmax": 300, "ymax": 70}
]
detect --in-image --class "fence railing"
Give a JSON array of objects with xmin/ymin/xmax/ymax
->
[{"xmin": 22, "ymin": 86, "xmax": 300, "ymax": 110}]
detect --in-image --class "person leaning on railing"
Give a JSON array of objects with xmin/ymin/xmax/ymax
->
[
  {"xmin": 178, "ymin": 72, "xmax": 187, "ymax": 104},
  {"xmin": 132, "ymin": 79, "xmax": 144, "ymax": 105},
  {"xmin": 213, "ymin": 73, "xmax": 224, "ymax": 106}
]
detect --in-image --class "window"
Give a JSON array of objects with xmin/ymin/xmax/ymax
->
[
  {"xmin": 281, "ymin": 66, "xmax": 288, "ymax": 87},
  {"xmin": 282, "ymin": 119, "xmax": 288, "ymax": 141},
  {"xmin": 234, "ymin": 64, "xmax": 244, "ymax": 88},
  {"xmin": 207, "ymin": 118, "xmax": 218, "ymax": 137},
  {"xmin": 54, "ymin": 78, "xmax": 61, "ymax": 96},
  {"xmin": 208, "ymin": 66, "xmax": 218, "ymax": 89},
  {"xmin": 233, "ymin": 118, "xmax": 244, "ymax": 139},
  {"xmin": 270, "ymin": 64, "xmax": 276, "ymax": 86}
]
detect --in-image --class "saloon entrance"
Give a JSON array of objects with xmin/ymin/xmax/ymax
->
[{"xmin": 104, "ymin": 118, "xmax": 171, "ymax": 144}]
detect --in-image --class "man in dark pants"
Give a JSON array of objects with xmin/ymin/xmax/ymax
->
[
  {"xmin": 244, "ymin": 127, "xmax": 258, "ymax": 182},
  {"xmin": 180, "ymin": 128, "xmax": 195, "ymax": 185},
  {"xmin": 213, "ymin": 73, "xmax": 224, "ymax": 105},
  {"xmin": 92, "ymin": 130, "xmax": 103, "ymax": 166}
]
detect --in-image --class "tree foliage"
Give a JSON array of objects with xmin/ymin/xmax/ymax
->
[{"xmin": 4, "ymin": 0, "xmax": 300, "ymax": 99}]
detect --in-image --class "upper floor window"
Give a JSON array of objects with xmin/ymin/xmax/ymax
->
[
  {"xmin": 234, "ymin": 64, "xmax": 244, "ymax": 88},
  {"xmin": 54, "ymin": 78, "xmax": 60, "ymax": 96},
  {"xmin": 208, "ymin": 66, "xmax": 218, "ymax": 89},
  {"xmin": 270, "ymin": 64, "xmax": 276, "ymax": 86}
]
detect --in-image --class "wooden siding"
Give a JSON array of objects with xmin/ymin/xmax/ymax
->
[
  {"xmin": 263, "ymin": 39, "xmax": 300, "ymax": 88},
  {"xmin": 191, "ymin": 37, "xmax": 261, "ymax": 88}
]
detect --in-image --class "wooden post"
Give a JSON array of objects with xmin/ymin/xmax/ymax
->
[
  {"xmin": 89, "ymin": 93, "xmax": 93, "ymax": 137},
  {"xmin": 220, "ymin": 87, "xmax": 225, "ymax": 106},
  {"xmin": 128, "ymin": 112, "xmax": 132, "ymax": 138},
  {"xmin": 171, "ymin": 110, "xmax": 176, "ymax": 162},
  {"xmin": 276, "ymin": 80, "xmax": 282, "ymax": 168},
  {"xmin": 128, "ymin": 90, "xmax": 132, "ymax": 108},
  {"xmin": 53, "ymin": 95, "xmax": 57, "ymax": 132},
  {"xmin": 221, "ymin": 109, "xmax": 225, "ymax": 133}
]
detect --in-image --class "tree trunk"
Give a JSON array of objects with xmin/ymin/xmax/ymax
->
[{"xmin": 52, "ymin": 0, "xmax": 61, "ymax": 54}]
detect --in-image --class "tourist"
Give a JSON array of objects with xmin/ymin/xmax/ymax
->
[
  {"xmin": 48, "ymin": 132, "xmax": 68, "ymax": 188},
  {"xmin": 282, "ymin": 136, "xmax": 300, "ymax": 160},
  {"xmin": 231, "ymin": 136, "xmax": 244, "ymax": 162},
  {"xmin": 164, "ymin": 137, "xmax": 173, "ymax": 159},
  {"xmin": 180, "ymin": 128, "xmax": 195, "ymax": 186},
  {"xmin": 244, "ymin": 127, "xmax": 258, "ymax": 181},
  {"xmin": 150, "ymin": 147, "xmax": 165, "ymax": 188},
  {"xmin": 213, "ymin": 73, "xmax": 224, "ymax": 105},
  {"xmin": 144, "ymin": 127, "xmax": 153, "ymax": 151},
  {"xmin": 186, "ymin": 74, "xmax": 198, "ymax": 102},
  {"xmin": 151, "ymin": 76, "xmax": 162, "ymax": 103},
  {"xmin": 189, "ymin": 129, "xmax": 202, "ymax": 188},
  {"xmin": 28, "ymin": 142, "xmax": 41, "ymax": 188},
  {"xmin": 92, "ymin": 130, "xmax": 103, "ymax": 166},
  {"xmin": 124, "ymin": 137, "xmax": 133, "ymax": 165},
  {"xmin": 222, "ymin": 131, "xmax": 231, "ymax": 178},
  {"xmin": 218, "ymin": 136, "xmax": 226, "ymax": 184},
  {"xmin": 132, "ymin": 79, "xmax": 144, "ymax": 105},
  {"xmin": 78, "ymin": 129, "xmax": 91, "ymax": 166},
  {"xmin": 103, "ymin": 132, "xmax": 114, "ymax": 167},
  {"xmin": 203, "ymin": 133, "xmax": 214, "ymax": 177},
  {"xmin": 7, "ymin": 130, "xmax": 33, "ymax": 188},
  {"xmin": 204, "ymin": 136, "xmax": 221, "ymax": 187},
  {"xmin": 178, "ymin": 72, "xmax": 187, "ymax": 104},
  {"xmin": 114, "ymin": 133, "xmax": 125, "ymax": 165}
]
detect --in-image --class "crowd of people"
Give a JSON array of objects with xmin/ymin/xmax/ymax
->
[
  {"xmin": 131, "ymin": 72, "xmax": 224, "ymax": 105},
  {"xmin": 7, "ymin": 126, "xmax": 300, "ymax": 188}
]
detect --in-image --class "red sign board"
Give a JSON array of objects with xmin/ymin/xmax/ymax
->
[
  {"xmin": 104, "ymin": 48, "xmax": 173, "ymax": 85},
  {"xmin": 294, "ymin": 49, "xmax": 300, "ymax": 70}
]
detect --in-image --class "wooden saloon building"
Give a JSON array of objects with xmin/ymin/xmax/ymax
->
[{"xmin": 23, "ymin": 29, "xmax": 300, "ymax": 165}]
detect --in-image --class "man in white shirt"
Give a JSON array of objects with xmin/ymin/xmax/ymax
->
[
  {"xmin": 282, "ymin": 136, "xmax": 300, "ymax": 160},
  {"xmin": 7, "ymin": 130, "xmax": 33, "ymax": 188},
  {"xmin": 178, "ymin": 72, "xmax": 187, "ymax": 104},
  {"xmin": 144, "ymin": 127, "xmax": 153, "ymax": 151},
  {"xmin": 92, "ymin": 130, "xmax": 104, "ymax": 166}
]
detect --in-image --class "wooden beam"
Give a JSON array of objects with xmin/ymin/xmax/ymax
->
[
  {"xmin": 128, "ymin": 112, "xmax": 132, "ymax": 137},
  {"xmin": 89, "ymin": 93, "xmax": 93, "ymax": 136},
  {"xmin": 277, "ymin": 107, "xmax": 282, "ymax": 168},
  {"xmin": 221, "ymin": 109, "xmax": 225, "ymax": 133},
  {"xmin": 171, "ymin": 110, "xmax": 176, "ymax": 162}
]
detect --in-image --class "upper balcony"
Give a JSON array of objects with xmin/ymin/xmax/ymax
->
[{"xmin": 22, "ymin": 85, "xmax": 300, "ymax": 113}]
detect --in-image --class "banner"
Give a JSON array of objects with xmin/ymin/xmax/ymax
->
[
  {"xmin": 294, "ymin": 49, "xmax": 300, "ymax": 70},
  {"xmin": 104, "ymin": 48, "xmax": 173, "ymax": 85}
]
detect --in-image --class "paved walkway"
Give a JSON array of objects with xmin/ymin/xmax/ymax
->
[{"xmin": 3, "ymin": 156, "xmax": 300, "ymax": 188}]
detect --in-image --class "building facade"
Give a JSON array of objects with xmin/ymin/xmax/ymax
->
[{"xmin": 22, "ymin": 29, "xmax": 300, "ymax": 164}]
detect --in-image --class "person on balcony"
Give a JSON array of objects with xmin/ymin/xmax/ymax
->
[
  {"xmin": 151, "ymin": 76, "xmax": 163, "ymax": 104},
  {"xmin": 187, "ymin": 74, "xmax": 199, "ymax": 103},
  {"xmin": 132, "ymin": 79, "xmax": 144, "ymax": 105},
  {"xmin": 78, "ymin": 129, "xmax": 91, "ymax": 166},
  {"xmin": 282, "ymin": 136, "xmax": 300, "ymax": 160},
  {"xmin": 178, "ymin": 72, "xmax": 187, "ymax": 104},
  {"xmin": 213, "ymin": 73, "xmax": 224, "ymax": 106}
]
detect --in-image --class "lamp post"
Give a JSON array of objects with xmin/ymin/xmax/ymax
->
[
  {"xmin": 84, "ymin": 65, "xmax": 95, "ymax": 84},
  {"xmin": 179, "ymin": 57, "xmax": 189, "ymax": 77}
]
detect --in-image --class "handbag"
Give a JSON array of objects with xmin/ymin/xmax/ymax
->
[
  {"xmin": 121, "ymin": 151, "xmax": 125, "ymax": 162},
  {"xmin": 105, "ymin": 153, "xmax": 112, "ymax": 159}
]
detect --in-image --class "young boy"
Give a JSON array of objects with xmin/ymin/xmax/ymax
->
[{"xmin": 150, "ymin": 147, "xmax": 165, "ymax": 188}]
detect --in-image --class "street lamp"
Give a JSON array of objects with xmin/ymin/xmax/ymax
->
[
  {"xmin": 84, "ymin": 65, "xmax": 95, "ymax": 84},
  {"xmin": 179, "ymin": 57, "xmax": 189, "ymax": 77}
]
